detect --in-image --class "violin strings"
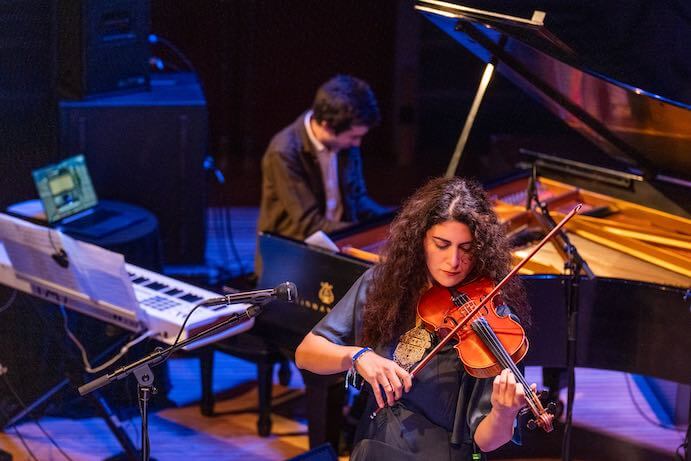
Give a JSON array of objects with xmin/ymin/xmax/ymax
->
[
  {"xmin": 450, "ymin": 290, "xmax": 546, "ymax": 421},
  {"xmin": 461, "ymin": 297, "xmax": 532, "ymax": 393},
  {"xmin": 476, "ymin": 322, "xmax": 540, "ymax": 416},
  {"xmin": 473, "ymin": 319, "xmax": 532, "ymax": 393},
  {"xmin": 464, "ymin": 304, "xmax": 528, "ymax": 386},
  {"xmin": 472, "ymin": 318, "xmax": 541, "ymax": 413},
  {"xmin": 458, "ymin": 296, "xmax": 482, "ymax": 326},
  {"xmin": 478, "ymin": 319, "xmax": 541, "ymax": 415},
  {"xmin": 458, "ymin": 293, "xmax": 473, "ymax": 321},
  {"xmin": 475, "ymin": 319, "xmax": 529, "ymax": 388}
]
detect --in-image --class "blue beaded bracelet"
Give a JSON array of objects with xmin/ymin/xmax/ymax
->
[
  {"xmin": 351, "ymin": 346, "xmax": 372, "ymax": 363},
  {"xmin": 345, "ymin": 346, "xmax": 372, "ymax": 389}
]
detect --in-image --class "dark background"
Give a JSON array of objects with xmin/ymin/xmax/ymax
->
[
  {"xmin": 0, "ymin": 0, "xmax": 628, "ymax": 214},
  {"xmin": 147, "ymin": 0, "xmax": 578, "ymax": 207},
  {"xmin": 5, "ymin": 0, "xmax": 688, "ymax": 258}
]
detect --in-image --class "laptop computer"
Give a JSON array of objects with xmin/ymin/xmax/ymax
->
[{"xmin": 31, "ymin": 154, "xmax": 138, "ymax": 238}]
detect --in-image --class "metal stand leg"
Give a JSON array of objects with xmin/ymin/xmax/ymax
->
[
  {"xmin": 133, "ymin": 365, "xmax": 156, "ymax": 461},
  {"xmin": 257, "ymin": 361, "xmax": 273, "ymax": 437},
  {"xmin": 199, "ymin": 348, "xmax": 215, "ymax": 416},
  {"xmin": 1, "ymin": 340, "xmax": 144, "ymax": 461}
]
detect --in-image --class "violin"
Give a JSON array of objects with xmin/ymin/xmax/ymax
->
[
  {"xmin": 417, "ymin": 277, "xmax": 554, "ymax": 432},
  {"xmin": 370, "ymin": 203, "xmax": 583, "ymax": 430},
  {"xmin": 418, "ymin": 277, "xmax": 527, "ymax": 379}
]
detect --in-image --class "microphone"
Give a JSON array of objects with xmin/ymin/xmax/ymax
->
[
  {"xmin": 201, "ymin": 282, "xmax": 298, "ymax": 307},
  {"xmin": 525, "ymin": 162, "xmax": 538, "ymax": 210}
]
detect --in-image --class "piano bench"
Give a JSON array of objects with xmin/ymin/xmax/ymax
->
[{"xmin": 198, "ymin": 333, "xmax": 292, "ymax": 437}]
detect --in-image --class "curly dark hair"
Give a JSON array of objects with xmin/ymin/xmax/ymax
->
[
  {"xmin": 312, "ymin": 74, "xmax": 380, "ymax": 134},
  {"xmin": 361, "ymin": 176, "xmax": 529, "ymax": 347}
]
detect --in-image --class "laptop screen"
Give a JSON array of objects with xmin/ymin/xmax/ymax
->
[{"xmin": 32, "ymin": 154, "xmax": 99, "ymax": 223}]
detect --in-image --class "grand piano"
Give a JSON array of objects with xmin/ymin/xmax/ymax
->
[{"xmin": 257, "ymin": 0, "xmax": 691, "ymax": 453}]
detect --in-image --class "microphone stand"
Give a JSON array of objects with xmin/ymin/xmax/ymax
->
[
  {"xmin": 524, "ymin": 167, "xmax": 594, "ymax": 461},
  {"xmin": 79, "ymin": 304, "xmax": 264, "ymax": 461}
]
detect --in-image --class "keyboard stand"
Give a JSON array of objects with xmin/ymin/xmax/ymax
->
[
  {"xmin": 2, "ymin": 334, "xmax": 145, "ymax": 461},
  {"xmin": 0, "ymin": 213, "xmax": 163, "ymax": 459}
]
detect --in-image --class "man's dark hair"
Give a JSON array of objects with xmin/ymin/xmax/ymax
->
[{"xmin": 312, "ymin": 75, "xmax": 381, "ymax": 134}]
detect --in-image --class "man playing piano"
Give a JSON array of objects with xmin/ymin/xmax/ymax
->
[
  {"xmin": 296, "ymin": 177, "xmax": 533, "ymax": 460},
  {"xmin": 255, "ymin": 74, "xmax": 388, "ymax": 275}
]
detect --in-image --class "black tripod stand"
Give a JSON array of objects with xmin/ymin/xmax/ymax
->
[
  {"xmin": 80, "ymin": 304, "xmax": 263, "ymax": 461},
  {"xmin": 0, "ymin": 294, "xmax": 151, "ymax": 460},
  {"xmin": 0, "ymin": 311, "xmax": 144, "ymax": 461},
  {"xmin": 525, "ymin": 165, "xmax": 595, "ymax": 461}
]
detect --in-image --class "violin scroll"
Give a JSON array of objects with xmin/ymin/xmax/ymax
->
[{"xmin": 520, "ymin": 390, "xmax": 557, "ymax": 432}]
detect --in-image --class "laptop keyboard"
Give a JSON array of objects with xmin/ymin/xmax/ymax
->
[
  {"xmin": 60, "ymin": 208, "xmax": 141, "ymax": 238},
  {"xmin": 67, "ymin": 208, "xmax": 118, "ymax": 226}
]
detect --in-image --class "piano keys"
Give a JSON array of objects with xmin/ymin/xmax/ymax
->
[{"xmin": 0, "ymin": 231, "xmax": 254, "ymax": 349}]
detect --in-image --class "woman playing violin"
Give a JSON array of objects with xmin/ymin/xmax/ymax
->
[{"xmin": 295, "ymin": 176, "xmax": 534, "ymax": 460}]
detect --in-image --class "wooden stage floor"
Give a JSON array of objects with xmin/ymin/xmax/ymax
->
[{"xmin": 0, "ymin": 354, "xmax": 686, "ymax": 460}]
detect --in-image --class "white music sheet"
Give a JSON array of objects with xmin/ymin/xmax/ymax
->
[
  {"xmin": 304, "ymin": 230, "xmax": 340, "ymax": 252},
  {"xmin": 61, "ymin": 236, "xmax": 140, "ymax": 316},
  {"xmin": 0, "ymin": 213, "xmax": 141, "ymax": 321},
  {"xmin": 0, "ymin": 214, "xmax": 85, "ymax": 294}
]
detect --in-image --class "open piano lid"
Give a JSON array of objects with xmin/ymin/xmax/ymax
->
[{"xmin": 415, "ymin": 0, "xmax": 691, "ymax": 183}]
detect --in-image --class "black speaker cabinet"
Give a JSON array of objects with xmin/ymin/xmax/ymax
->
[
  {"xmin": 1, "ymin": 0, "xmax": 150, "ymax": 208},
  {"xmin": 59, "ymin": 73, "xmax": 207, "ymax": 264},
  {"xmin": 0, "ymin": 2, "xmax": 59, "ymax": 208},
  {"xmin": 57, "ymin": 0, "xmax": 150, "ymax": 98}
]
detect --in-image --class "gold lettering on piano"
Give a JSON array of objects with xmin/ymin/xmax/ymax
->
[
  {"xmin": 318, "ymin": 282, "xmax": 335, "ymax": 305},
  {"xmin": 297, "ymin": 297, "xmax": 335, "ymax": 314}
]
